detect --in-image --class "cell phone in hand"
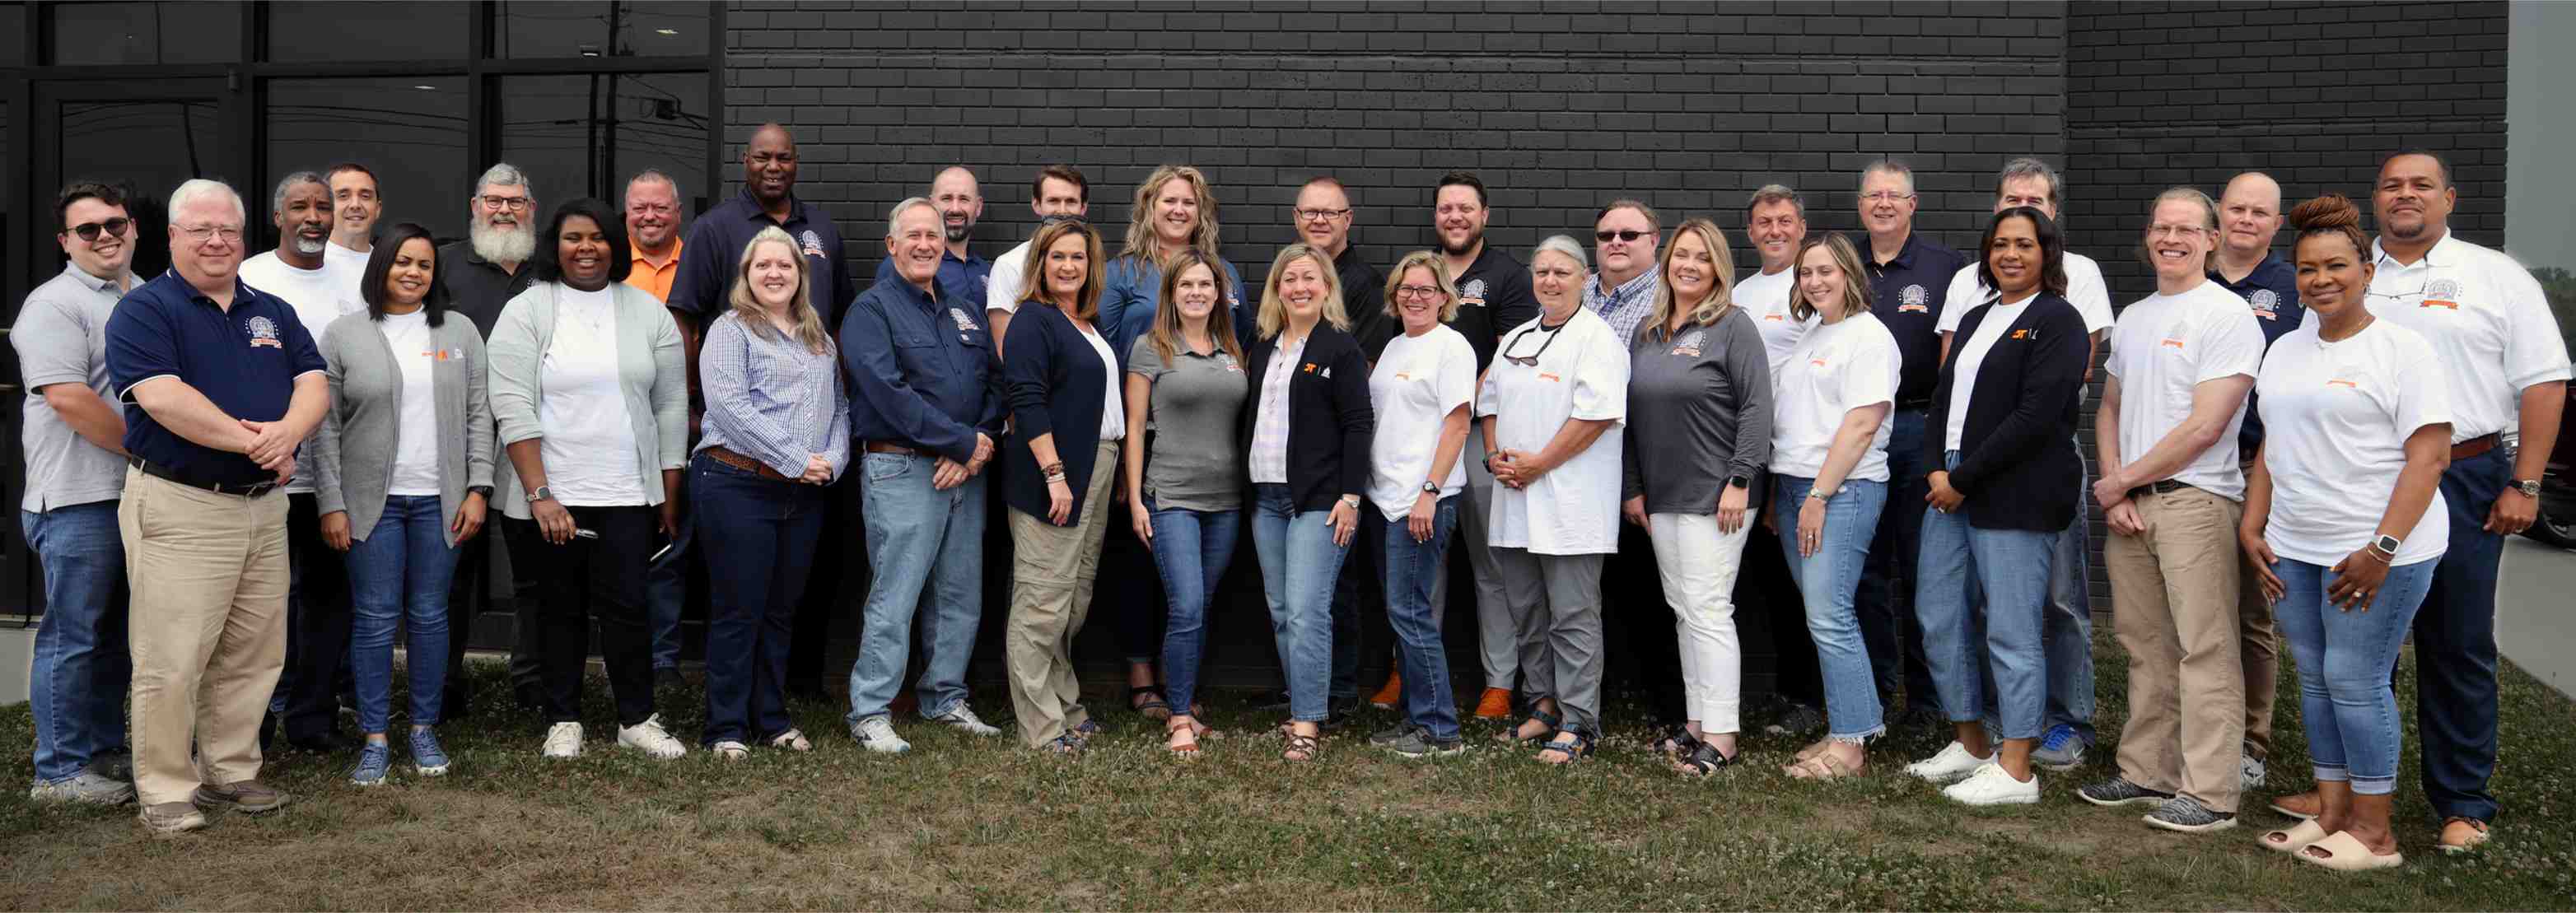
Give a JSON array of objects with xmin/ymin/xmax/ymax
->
[
  {"xmin": 650, "ymin": 542, "xmax": 674, "ymax": 562},
  {"xmin": 572, "ymin": 528, "xmax": 599, "ymax": 540}
]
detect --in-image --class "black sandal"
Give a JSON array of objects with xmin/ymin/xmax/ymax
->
[
  {"xmin": 1496, "ymin": 706, "xmax": 1562, "ymax": 744},
  {"xmin": 1537, "ymin": 729, "xmax": 1594, "ymax": 764},
  {"xmin": 1674, "ymin": 742, "xmax": 1734, "ymax": 776},
  {"xmin": 1282, "ymin": 733, "xmax": 1322, "ymax": 762},
  {"xmin": 1650, "ymin": 725, "xmax": 1701, "ymax": 757},
  {"xmin": 1128, "ymin": 686, "xmax": 1172, "ymax": 721}
]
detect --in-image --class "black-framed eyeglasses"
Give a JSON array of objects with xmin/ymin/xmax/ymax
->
[
  {"xmin": 1393, "ymin": 284, "xmax": 1444, "ymax": 300},
  {"xmin": 1500, "ymin": 321, "xmax": 1565, "ymax": 367},
  {"xmin": 1295, "ymin": 207, "xmax": 1351, "ymax": 222},
  {"xmin": 1594, "ymin": 230, "xmax": 1648, "ymax": 243},
  {"xmin": 65, "ymin": 217, "xmax": 133, "ymax": 241}
]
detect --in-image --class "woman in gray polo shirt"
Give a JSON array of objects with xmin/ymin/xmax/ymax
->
[{"xmin": 1120, "ymin": 249, "xmax": 1248, "ymax": 757}]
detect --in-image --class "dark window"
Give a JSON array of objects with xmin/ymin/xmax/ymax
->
[
  {"xmin": 59, "ymin": 100, "xmax": 222, "ymax": 278},
  {"xmin": 2, "ymin": 2, "xmax": 26, "ymax": 67},
  {"xmin": 496, "ymin": 72, "xmax": 709, "ymax": 213},
  {"xmin": 495, "ymin": 2, "xmax": 708, "ymax": 59},
  {"xmin": 265, "ymin": 79, "xmax": 471, "ymax": 239},
  {"xmin": 263, "ymin": 1, "xmax": 466, "ymax": 63},
  {"xmin": 45, "ymin": 1, "xmax": 241, "ymax": 66}
]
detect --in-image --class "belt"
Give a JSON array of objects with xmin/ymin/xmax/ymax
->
[
  {"xmin": 1895, "ymin": 398, "xmax": 1932, "ymax": 412},
  {"xmin": 2126, "ymin": 478, "xmax": 2195, "ymax": 501},
  {"xmin": 864, "ymin": 441, "xmax": 926, "ymax": 457},
  {"xmin": 702, "ymin": 445, "xmax": 791, "ymax": 482},
  {"xmin": 128, "ymin": 457, "xmax": 280, "ymax": 497},
  {"xmin": 2450, "ymin": 432, "xmax": 2501, "ymax": 461}
]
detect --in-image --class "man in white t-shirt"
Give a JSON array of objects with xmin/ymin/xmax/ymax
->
[
  {"xmin": 323, "ymin": 162, "xmax": 381, "ymax": 281},
  {"xmin": 2081, "ymin": 189, "xmax": 2266, "ymax": 833},
  {"xmin": 236, "ymin": 170, "xmax": 366, "ymax": 756},
  {"xmin": 983, "ymin": 164, "xmax": 1090, "ymax": 358},
  {"xmin": 1730, "ymin": 183, "xmax": 1827, "ymax": 720},
  {"xmin": 1935, "ymin": 156, "xmax": 2114, "ymax": 767},
  {"xmin": 1738, "ymin": 184, "xmax": 1811, "ymax": 376}
]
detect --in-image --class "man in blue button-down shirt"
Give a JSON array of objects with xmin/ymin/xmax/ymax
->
[
  {"xmin": 871, "ymin": 165, "xmax": 992, "ymax": 306},
  {"xmin": 839, "ymin": 198, "xmax": 1008, "ymax": 752},
  {"xmin": 103, "ymin": 179, "xmax": 328, "ymax": 834}
]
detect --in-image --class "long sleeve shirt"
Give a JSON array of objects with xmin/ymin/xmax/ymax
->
[
  {"xmin": 695, "ymin": 311, "xmax": 851, "ymax": 480},
  {"xmin": 839, "ymin": 275, "xmax": 1005, "ymax": 463}
]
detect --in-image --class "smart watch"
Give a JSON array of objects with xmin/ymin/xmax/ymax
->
[{"xmin": 528, "ymin": 485, "xmax": 555, "ymax": 503}]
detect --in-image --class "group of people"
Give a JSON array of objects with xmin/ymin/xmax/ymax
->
[{"xmin": 17, "ymin": 123, "xmax": 2562, "ymax": 872}]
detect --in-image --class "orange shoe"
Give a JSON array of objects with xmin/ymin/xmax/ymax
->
[
  {"xmin": 1366, "ymin": 673, "xmax": 1403, "ymax": 709},
  {"xmin": 1472, "ymin": 687, "xmax": 1514, "ymax": 720}
]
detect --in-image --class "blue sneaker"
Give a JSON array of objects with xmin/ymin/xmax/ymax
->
[
  {"xmin": 349, "ymin": 742, "xmax": 391, "ymax": 787},
  {"xmin": 2032, "ymin": 723, "xmax": 2086, "ymax": 771},
  {"xmin": 409, "ymin": 728, "xmax": 451, "ymax": 777}
]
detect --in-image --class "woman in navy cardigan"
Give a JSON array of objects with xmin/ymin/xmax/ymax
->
[
  {"xmin": 1239, "ymin": 243, "xmax": 1374, "ymax": 762},
  {"xmin": 1905, "ymin": 207, "xmax": 2090, "ymax": 806},
  {"xmin": 1000, "ymin": 219, "xmax": 1126, "ymax": 752}
]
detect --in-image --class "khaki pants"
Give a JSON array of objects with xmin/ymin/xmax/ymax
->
[
  {"xmin": 119, "ymin": 468, "xmax": 291, "ymax": 806},
  {"xmin": 1004, "ymin": 440, "xmax": 1118, "ymax": 748},
  {"xmin": 2236, "ymin": 459, "xmax": 2280, "ymax": 760},
  {"xmin": 2103, "ymin": 485, "xmax": 2246, "ymax": 812}
]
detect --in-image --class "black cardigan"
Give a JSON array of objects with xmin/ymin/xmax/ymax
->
[
  {"xmin": 1922, "ymin": 292, "xmax": 2088, "ymax": 533},
  {"xmin": 1239, "ymin": 324, "xmax": 1374, "ymax": 513},
  {"xmin": 1002, "ymin": 303, "xmax": 1122, "ymax": 524}
]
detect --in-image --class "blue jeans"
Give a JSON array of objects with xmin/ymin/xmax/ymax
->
[
  {"xmin": 1914, "ymin": 452, "xmax": 2057, "ymax": 741},
  {"xmin": 1250, "ymin": 483, "xmax": 1350, "ymax": 724},
  {"xmin": 696, "ymin": 456, "xmax": 828, "ymax": 744},
  {"xmin": 1855, "ymin": 408, "xmax": 1938, "ymax": 707},
  {"xmin": 2415, "ymin": 445, "xmax": 2508, "ymax": 821},
  {"xmin": 847, "ymin": 453, "xmax": 987, "ymax": 726},
  {"xmin": 2042, "ymin": 436, "xmax": 2098, "ymax": 742},
  {"xmin": 1769, "ymin": 475, "xmax": 1888, "ymax": 742},
  {"xmin": 1146, "ymin": 496, "xmax": 1240, "ymax": 719},
  {"xmin": 344, "ymin": 495, "xmax": 459, "ymax": 734},
  {"xmin": 2275, "ymin": 556, "xmax": 2436, "ymax": 796},
  {"xmin": 645, "ymin": 494, "xmax": 695, "ymax": 670},
  {"xmin": 1382, "ymin": 497, "xmax": 1462, "ymax": 741},
  {"xmin": 23, "ymin": 502, "xmax": 130, "ymax": 784}
]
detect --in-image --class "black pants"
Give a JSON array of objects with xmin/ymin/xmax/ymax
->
[
  {"xmin": 1601, "ymin": 518, "xmax": 1683, "ymax": 724},
  {"xmin": 1742, "ymin": 524, "xmax": 1823, "ymax": 706},
  {"xmin": 280, "ymin": 492, "xmax": 352, "ymax": 743},
  {"xmin": 1328, "ymin": 505, "xmax": 1390, "ymax": 701},
  {"xmin": 786, "ymin": 474, "xmax": 856, "ymax": 693},
  {"xmin": 506, "ymin": 507, "xmax": 656, "ymax": 727},
  {"xmin": 1100, "ymin": 515, "xmax": 1168, "ymax": 669}
]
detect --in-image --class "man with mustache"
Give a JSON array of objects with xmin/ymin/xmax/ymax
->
[
  {"xmin": 873, "ymin": 165, "xmax": 990, "ymax": 305},
  {"xmin": 323, "ymin": 162, "xmax": 380, "ymax": 279},
  {"xmin": 238, "ymin": 170, "xmax": 366, "ymax": 755},
  {"xmin": 623, "ymin": 169, "xmax": 697, "ymax": 689},
  {"xmin": 433, "ymin": 162, "xmax": 544, "ymax": 714}
]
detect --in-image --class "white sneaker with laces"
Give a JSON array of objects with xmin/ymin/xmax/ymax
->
[
  {"xmin": 617, "ymin": 714, "xmax": 688, "ymax": 760},
  {"xmin": 1942, "ymin": 762, "xmax": 2041, "ymax": 806},
  {"xmin": 928, "ymin": 705, "xmax": 1001, "ymax": 737},
  {"xmin": 852, "ymin": 715, "xmax": 912, "ymax": 753},
  {"xmin": 541, "ymin": 722, "xmax": 584, "ymax": 759},
  {"xmin": 1904, "ymin": 740, "xmax": 1994, "ymax": 785}
]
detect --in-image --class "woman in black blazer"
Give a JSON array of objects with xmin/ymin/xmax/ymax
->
[
  {"xmin": 1904, "ymin": 207, "xmax": 2091, "ymax": 807},
  {"xmin": 1000, "ymin": 219, "xmax": 1125, "ymax": 752},
  {"xmin": 1240, "ymin": 243, "xmax": 1374, "ymax": 762}
]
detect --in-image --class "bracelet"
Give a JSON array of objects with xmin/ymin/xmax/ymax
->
[{"xmin": 1040, "ymin": 461, "xmax": 1063, "ymax": 476}]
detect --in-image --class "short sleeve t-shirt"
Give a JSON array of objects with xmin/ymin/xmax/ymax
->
[
  {"xmin": 2102, "ymin": 281, "xmax": 2266, "ymax": 500},
  {"xmin": 987, "ymin": 239, "xmax": 1034, "ymax": 315},
  {"xmin": 1941, "ymin": 251, "xmax": 2116, "ymax": 336},
  {"xmin": 1127, "ymin": 335, "xmax": 1248, "ymax": 513},
  {"xmin": 1734, "ymin": 267, "xmax": 1809, "ymax": 379},
  {"xmin": 1367, "ymin": 325, "xmax": 1477, "ymax": 519},
  {"xmin": 241, "ymin": 250, "xmax": 366, "ymax": 494},
  {"xmin": 376, "ymin": 309, "xmax": 444, "ymax": 496},
  {"xmin": 1770, "ymin": 311, "xmax": 1900, "ymax": 482},
  {"xmin": 1944, "ymin": 293, "xmax": 2029, "ymax": 452},
  {"xmin": 2256, "ymin": 319, "xmax": 2452, "ymax": 566},
  {"xmin": 1477, "ymin": 310, "xmax": 1628, "ymax": 555},
  {"xmin": 13, "ymin": 265, "xmax": 133, "ymax": 511},
  {"xmin": 2368, "ymin": 233, "xmax": 2574, "ymax": 442},
  {"xmin": 539, "ymin": 285, "xmax": 646, "ymax": 506}
]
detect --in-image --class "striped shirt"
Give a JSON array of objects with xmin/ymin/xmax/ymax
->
[
  {"xmin": 1584, "ymin": 269, "xmax": 1660, "ymax": 347},
  {"xmin": 694, "ymin": 311, "xmax": 852, "ymax": 480},
  {"xmin": 1248, "ymin": 332, "xmax": 1309, "ymax": 485}
]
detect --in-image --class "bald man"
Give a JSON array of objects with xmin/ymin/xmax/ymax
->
[
  {"xmin": 2207, "ymin": 171, "xmax": 2303, "ymax": 788},
  {"xmin": 872, "ymin": 165, "xmax": 990, "ymax": 303}
]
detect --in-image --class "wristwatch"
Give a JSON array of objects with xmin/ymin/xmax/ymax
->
[
  {"xmin": 1482, "ymin": 451, "xmax": 1499, "ymax": 473},
  {"xmin": 527, "ymin": 485, "xmax": 554, "ymax": 503},
  {"xmin": 1421, "ymin": 480, "xmax": 1441, "ymax": 495},
  {"xmin": 1727, "ymin": 475, "xmax": 1750, "ymax": 490},
  {"xmin": 1340, "ymin": 494, "xmax": 1363, "ymax": 510},
  {"xmin": 1807, "ymin": 484, "xmax": 1837, "ymax": 501},
  {"xmin": 2509, "ymin": 478, "xmax": 2542, "ymax": 498},
  {"xmin": 468, "ymin": 485, "xmax": 494, "ymax": 499},
  {"xmin": 2369, "ymin": 533, "xmax": 2402, "ymax": 558}
]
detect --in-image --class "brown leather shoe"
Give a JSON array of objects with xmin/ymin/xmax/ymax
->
[
  {"xmin": 2438, "ymin": 817, "xmax": 2490, "ymax": 854},
  {"xmin": 192, "ymin": 780, "xmax": 290, "ymax": 815},
  {"xmin": 138, "ymin": 801, "xmax": 208, "ymax": 836}
]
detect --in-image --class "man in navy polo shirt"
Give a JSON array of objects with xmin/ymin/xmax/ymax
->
[
  {"xmin": 2208, "ymin": 170, "xmax": 2302, "ymax": 788},
  {"xmin": 105, "ymin": 179, "xmax": 328, "ymax": 835}
]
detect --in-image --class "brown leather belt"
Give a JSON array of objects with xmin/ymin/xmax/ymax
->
[
  {"xmin": 702, "ymin": 445, "xmax": 791, "ymax": 482},
  {"xmin": 865, "ymin": 440, "xmax": 925, "ymax": 457},
  {"xmin": 2451, "ymin": 432, "xmax": 2500, "ymax": 462}
]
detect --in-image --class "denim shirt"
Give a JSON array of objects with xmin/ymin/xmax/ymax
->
[{"xmin": 840, "ymin": 275, "xmax": 1005, "ymax": 463}]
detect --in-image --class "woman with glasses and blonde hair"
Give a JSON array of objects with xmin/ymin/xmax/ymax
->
[
  {"xmin": 1484, "ymin": 235, "xmax": 1630, "ymax": 765},
  {"xmin": 692, "ymin": 225, "xmax": 848, "ymax": 759},
  {"xmin": 1620, "ymin": 218, "xmax": 1773, "ymax": 776},
  {"xmin": 1242, "ymin": 243, "xmax": 1373, "ymax": 762},
  {"xmin": 1360, "ymin": 250, "xmax": 1478, "ymax": 758}
]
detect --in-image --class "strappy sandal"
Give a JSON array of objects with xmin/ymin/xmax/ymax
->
[
  {"xmin": 1039, "ymin": 734, "xmax": 1085, "ymax": 755},
  {"xmin": 1282, "ymin": 732, "xmax": 1322, "ymax": 762},
  {"xmin": 1794, "ymin": 738, "xmax": 1834, "ymax": 762},
  {"xmin": 712, "ymin": 740, "xmax": 750, "ymax": 761},
  {"xmin": 1165, "ymin": 719, "xmax": 1202, "ymax": 758},
  {"xmin": 1537, "ymin": 730, "xmax": 1594, "ymax": 765},
  {"xmin": 1129, "ymin": 686, "xmax": 1172, "ymax": 721},
  {"xmin": 1673, "ymin": 742, "xmax": 1734, "ymax": 777},
  {"xmin": 1785, "ymin": 752, "xmax": 1862, "ymax": 780},
  {"xmin": 1071, "ymin": 719, "xmax": 1100, "ymax": 741},
  {"xmin": 1650, "ymin": 725, "xmax": 1701, "ymax": 757},
  {"xmin": 768, "ymin": 729, "xmax": 812, "ymax": 752},
  {"xmin": 1495, "ymin": 706, "xmax": 1562, "ymax": 744}
]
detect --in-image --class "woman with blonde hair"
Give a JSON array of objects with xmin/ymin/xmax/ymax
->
[
  {"xmin": 1242, "ymin": 243, "xmax": 1373, "ymax": 762},
  {"xmin": 1621, "ymin": 218, "xmax": 1773, "ymax": 776},
  {"xmin": 694, "ymin": 225, "xmax": 848, "ymax": 758}
]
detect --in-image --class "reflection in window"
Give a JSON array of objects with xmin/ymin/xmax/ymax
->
[
  {"xmin": 263, "ymin": 1, "xmax": 464, "ymax": 63},
  {"xmin": 46, "ymin": 1, "xmax": 241, "ymax": 66},
  {"xmin": 266, "ymin": 79, "xmax": 470, "ymax": 240},
  {"xmin": 59, "ymin": 100, "xmax": 221, "ymax": 279},
  {"xmin": 497, "ymin": 73, "xmax": 710, "ymax": 217},
  {"xmin": 2508, "ymin": 1, "xmax": 2576, "ymax": 361},
  {"xmin": 495, "ymin": 2, "xmax": 708, "ymax": 58}
]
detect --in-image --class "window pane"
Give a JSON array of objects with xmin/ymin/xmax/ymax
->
[
  {"xmin": 1, "ymin": 3, "xmax": 25, "ymax": 67},
  {"xmin": 47, "ymin": 1, "xmax": 241, "ymax": 66},
  {"xmin": 265, "ymin": 79, "xmax": 470, "ymax": 240},
  {"xmin": 59, "ymin": 100, "xmax": 222, "ymax": 279},
  {"xmin": 495, "ymin": 2, "xmax": 707, "ymax": 58},
  {"xmin": 264, "ymin": 1, "xmax": 464, "ymax": 63},
  {"xmin": 2508, "ymin": 2, "xmax": 2576, "ymax": 364},
  {"xmin": 496, "ymin": 73, "xmax": 710, "ymax": 217}
]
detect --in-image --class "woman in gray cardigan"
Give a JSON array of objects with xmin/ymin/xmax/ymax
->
[
  {"xmin": 485, "ymin": 198, "xmax": 690, "ymax": 762},
  {"xmin": 312, "ymin": 222, "xmax": 495, "ymax": 786}
]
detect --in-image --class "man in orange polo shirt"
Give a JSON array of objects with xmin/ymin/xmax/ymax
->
[{"xmin": 623, "ymin": 169, "xmax": 695, "ymax": 684}]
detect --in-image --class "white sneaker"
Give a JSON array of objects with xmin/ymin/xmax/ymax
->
[
  {"xmin": 1904, "ymin": 740, "xmax": 1993, "ymax": 785},
  {"xmin": 541, "ymin": 722, "xmax": 584, "ymax": 759},
  {"xmin": 1942, "ymin": 762, "xmax": 2042, "ymax": 806},
  {"xmin": 617, "ymin": 714, "xmax": 688, "ymax": 760},
  {"xmin": 852, "ymin": 715, "xmax": 912, "ymax": 754},
  {"xmin": 927, "ymin": 705, "xmax": 1001, "ymax": 737}
]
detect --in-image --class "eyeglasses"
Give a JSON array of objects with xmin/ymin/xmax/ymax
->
[
  {"xmin": 478, "ymin": 195, "xmax": 532, "ymax": 211},
  {"xmin": 1393, "ymin": 284, "xmax": 1444, "ymax": 300},
  {"xmin": 178, "ymin": 224, "xmax": 244, "ymax": 245},
  {"xmin": 1499, "ymin": 322, "xmax": 1565, "ymax": 367},
  {"xmin": 1295, "ymin": 207, "xmax": 1351, "ymax": 222},
  {"xmin": 65, "ymin": 217, "xmax": 133, "ymax": 241},
  {"xmin": 1594, "ymin": 230, "xmax": 1650, "ymax": 243},
  {"xmin": 1862, "ymin": 191, "xmax": 1916, "ymax": 203}
]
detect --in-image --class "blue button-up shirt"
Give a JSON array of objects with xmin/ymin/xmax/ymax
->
[
  {"xmin": 840, "ymin": 275, "xmax": 1005, "ymax": 462},
  {"xmin": 1855, "ymin": 231, "xmax": 1971, "ymax": 406},
  {"xmin": 1100, "ymin": 253, "xmax": 1251, "ymax": 358},
  {"xmin": 2212, "ymin": 254, "xmax": 2305, "ymax": 454},
  {"xmin": 105, "ymin": 270, "xmax": 327, "ymax": 487},
  {"xmin": 670, "ymin": 188, "xmax": 857, "ymax": 331},
  {"xmin": 875, "ymin": 247, "xmax": 991, "ymax": 308}
]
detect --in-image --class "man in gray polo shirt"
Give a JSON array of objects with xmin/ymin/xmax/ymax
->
[{"xmin": 16, "ymin": 181, "xmax": 141, "ymax": 804}]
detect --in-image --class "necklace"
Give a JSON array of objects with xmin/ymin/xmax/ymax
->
[{"xmin": 2317, "ymin": 314, "xmax": 2373, "ymax": 349}]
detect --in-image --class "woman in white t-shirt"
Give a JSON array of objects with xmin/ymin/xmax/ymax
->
[
  {"xmin": 310, "ymin": 222, "xmax": 493, "ymax": 786},
  {"xmin": 2241, "ymin": 195, "xmax": 2451, "ymax": 871},
  {"xmin": 1363, "ymin": 251, "xmax": 1478, "ymax": 757},
  {"xmin": 1766, "ymin": 234, "xmax": 1898, "ymax": 781},
  {"xmin": 1482, "ymin": 235, "xmax": 1629, "ymax": 765},
  {"xmin": 486, "ymin": 198, "xmax": 690, "ymax": 762}
]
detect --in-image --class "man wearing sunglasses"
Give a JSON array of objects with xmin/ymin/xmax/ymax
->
[
  {"xmin": 18, "ymin": 182, "xmax": 142, "ymax": 806},
  {"xmin": 1583, "ymin": 199, "xmax": 1682, "ymax": 731}
]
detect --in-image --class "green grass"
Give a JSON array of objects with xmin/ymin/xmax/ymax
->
[{"xmin": 2, "ymin": 637, "xmax": 2574, "ymax": 911}]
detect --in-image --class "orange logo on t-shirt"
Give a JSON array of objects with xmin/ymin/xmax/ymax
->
[
  {"xmin": 2160, "ymin": 338, "xmax": 2186, "ymax": 350},
  {"xmin": 2420, "ymin": 300, "xmax": 2458, "ymax": 310},
  {"xmin": 2326, "ymin": 379, "xmax": 2359, "ymax": 389},
  {"xmin": 1538, "ymin": 372, "xmax": 1561, "ymax": 383}
]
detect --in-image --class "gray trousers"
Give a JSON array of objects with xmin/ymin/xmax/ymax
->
[
  {"xmin": 1488, "ymin": 547, "xmax": 1608, "ymax": 734},
  {"xmin": 1433, "ymin": 423, "xmax": 1521, "ymax": 690}
]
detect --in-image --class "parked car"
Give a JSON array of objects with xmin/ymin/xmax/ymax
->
[{"xmin": 2521, "ymin": 384, "xmax": 2576, "ymax": 549}]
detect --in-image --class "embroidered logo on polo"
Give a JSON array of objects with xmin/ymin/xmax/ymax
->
[
  {"xmin": 1671, "ymin": 328, "xmax": 1706, "ymax": 358},
  {"xmin": 2326, "ymin": 378, "xmax": 2360, "ymax": 389},
  {"xmin": 1897, "ymin": 284, "xmax": 1930, "ymax": 314},
  {"xmin": 800, "ymin": 230, "xmax": 826, "ymax": 260},
  {"xmin": 949, "ymin": 308, "xmax": 978, "ymax": 332},
  {"xmin": 245, "ymin": 315, "xmax": 283, "ymax": 348},
  {"xmin": 2248, "ymin": 288, "xmax": 2281, "ymax": 319},
  {"xmin": 1217, "ymin": 352, "xmax": 1241, "ymax": 373},
  {"xmin": 1460, "ymin": 278, "xmax": 1488, "ymax": 308},
  {"xmin": 2421, "ymin": 277, "xmax": 2462, "ymax": 309}
]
